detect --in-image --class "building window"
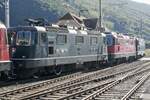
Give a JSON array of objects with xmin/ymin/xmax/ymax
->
[
  {"xmin": 56, "ymin": 34, "xmax": 67, "ymax": 44},
  {"xmin": 76, "ymin": 36, "xmax": 84, "ymax": 44}
]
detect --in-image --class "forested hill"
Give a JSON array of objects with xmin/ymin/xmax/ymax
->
[{"xmin": 0, "ymin": 0, "xmax": 150, "ymax": 40}]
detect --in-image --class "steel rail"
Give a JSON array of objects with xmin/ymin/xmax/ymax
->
[
  {"xmin": 121, "ymin": 72, "xmax": 150, "ymax": 100},
  {"xmin": 0, "ymin": 63, "xmax": 128, "ymax": 97},
  {"xmin": 0, "ymin": 72, "xmax": 82, "ymax": 96},
  {"xmin": 0, "ymin": 61, "xmax": 147, "ymax": 100},
  {"xmin": 80, "ymin": 65, "xmax": 150, "ymax": 100},
  {"xmin": 17, "ymin": 68, "xmax": 135, "ymax": 100},
  {"xmin": 15, "ymin": 62, "xmax": 148, "ymax": 100},
  {"xmin": 22, "ymin": 62, "xmax": 150, "ymax": 100}
]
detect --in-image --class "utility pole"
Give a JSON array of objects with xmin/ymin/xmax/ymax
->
[
  {"xmin": 5, "ymin": 0, "xmax": 10, "ymax": 28},
  {"xmin": 97, "ymin": 0, "xmax": 103, "ymax": 32},
  {"xmin": 139, "ymin": 18, "xmax": 143, "ymax": 38},
  {"xmin": 99, "ymin": 0, "xmax": 102, "ymax": 29}
]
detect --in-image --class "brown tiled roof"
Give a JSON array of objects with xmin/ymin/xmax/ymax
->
[{"xmin": 57, "ymin": 12, "xmax": 85, "ymax": 28}]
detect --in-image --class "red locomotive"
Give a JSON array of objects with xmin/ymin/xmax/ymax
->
[
  {"xmin": 105, "ymin": 32, "xmax": 136, "ymax": 64},
  {"xmin": 0, "ymin": 22, "xmax": 10, "ymax": 79}
]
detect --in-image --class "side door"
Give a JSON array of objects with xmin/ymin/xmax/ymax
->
[
  {"xmin": 39, "ymin": 32, "xmax": 49, "ymax": 58},
  {"xmin": 75, "ymin": 35, "xmax": 84, "ymax": 55},
  {"xmin": 48, "ymin": 36, "xmax": 56, "ymax": 57},
  {"xmin": 90, "ymin": 36, "xmax": 98, "ymax": 55}
]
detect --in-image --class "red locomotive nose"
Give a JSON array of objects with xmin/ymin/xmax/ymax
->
[{"xmin": 0, "ymin": 26, "xmax": 10, "ymax": 61}]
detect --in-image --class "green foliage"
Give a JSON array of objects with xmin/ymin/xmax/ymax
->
[
  {"xmin": 145, "ymin": 49, "xmax": 150, "ymax": 56},
  {"xmin": 38, "ymin": 0, "xmax": 150, "ymax": 39},
  {"xmin": 36, "ymin": 0, "xmax": 66, "ymax": 15},
  {"xmin": 104, "ymin": 21, "xmax": 114, "ymax": 30}
]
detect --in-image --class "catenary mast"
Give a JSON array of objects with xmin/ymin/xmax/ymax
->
[
  {"xmin": 5, "ymin": 0, "xmax": 10, "ymax": 27},
  {"xmin": 99, "ymin": 0, "xmax": 102, "ymax": 30},
  {"xmin": 97, "ymin": 0, "xmax": 103, "ymax": 32}
]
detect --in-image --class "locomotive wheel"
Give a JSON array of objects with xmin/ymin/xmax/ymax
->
[
  {"xmin": 15, "ymin": 68, "xmax": 37, "ymax": 79},
  {"xmin": 45, "ymin": 67, "xmax": 53, "ymax": 75},
  {"xmin": 53, "ymin": 65, "xmax": 62, "ymax": 76},
  {"xmin": 108, "ymin": 61, "xmax": 113, "ymax": 67},
  {"xmin": 0, "ymin": 71, "xmax": 8, "ymax": 80}
]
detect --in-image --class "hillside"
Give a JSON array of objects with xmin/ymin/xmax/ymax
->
[{"xmin": 0, "ymin": 0, "xmax": 150, "ymax": 40}]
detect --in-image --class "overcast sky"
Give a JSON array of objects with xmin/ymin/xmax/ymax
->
[{"xmin": 132, "ymin": 0, "xmax": 150, "ymax": 5}]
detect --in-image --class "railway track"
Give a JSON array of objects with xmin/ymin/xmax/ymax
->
[
  {"xmin": 0, "ymin": 63, "xmax": 123, "ymax": 92},
  {"xmin": 121, "ymin": 72, "xmax": 150, "ymax": 100},
  {"xmin": 82, "ymin": 64, "xmax": 150, "ymax": 100},
  {"xmin": 0, "ymin": 71, "xmax": 82, "ymax": 92},
  {"xmin": 38, "ymin": 62, "xmax": 150, "ymax": 100},
  {"xmin": 0, "ymin": 61, "xmax": 148, "ymax": 100},
  {"xmin": 81, "ymin": 66, "xmax": 150, "ymax": 100},
  {"xmin": 125, "ymin": 71, "xmax": 150, "ymax": 100}
]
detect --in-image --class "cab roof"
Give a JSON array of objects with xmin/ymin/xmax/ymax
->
[{"xmin": 8, "ymin": 26, "xmax": 46, "ymax": 32}]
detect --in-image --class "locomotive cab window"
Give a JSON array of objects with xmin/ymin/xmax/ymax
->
[
  {"xmin": 76, "ymin": 36, "xmax": 84, "ymax": 44},
  {"xmin": 106, "ymin": 35, "xmax": 113, "ymax": 46},
  {"xmin": 56, "ymin": 34, "xmax": 67, "ymax": 44},
  {"xmin": 16, "ymin": 31, "xmax": 31, "ymax": 46}
]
